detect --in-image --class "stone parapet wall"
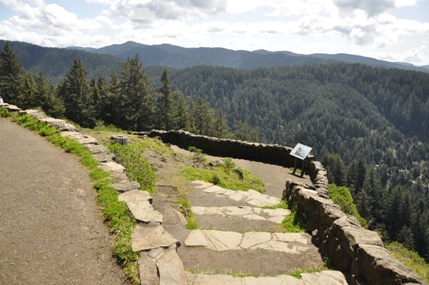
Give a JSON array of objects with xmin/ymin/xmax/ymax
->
[{"xmin": 284, "ymin": 182, "xmax": 427, "ymax": 285}]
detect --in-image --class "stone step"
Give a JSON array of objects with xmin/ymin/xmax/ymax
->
[
  {"xmin": 185, "ymin": 230, "xmax": 314, "ymax": 253},
  {"xmin": 192, "ymin": 206, "xmax": 291, "ymax": 224},
  {"xmin": 186, "ymin": 270, "xmax": 349, "ymax": 285},
  {"xmin": 189, "ymin": 180, "xmax": 282, "ymax": 207}
]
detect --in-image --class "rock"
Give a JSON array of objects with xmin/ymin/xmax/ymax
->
[
  {"xmin": 256, "ymin": 240, "xmax": 309, "ymax": 254},
  {"xmin": 184, "ymin": 230, "xmax": 209, "ymax": 247},
  {"xmin": 355, "ymin": 245, "xmax": 426, "ymax": 285},
  {"xmin": 155, "ymin": 246, "xmax": 187, "ymax": 285},
  {"xmin": 127, "ymin": 200, "xmax": 163, "ymax": 223},
  {"xmin": 118, "ymin": 190, "xmax": 152, "ymax": 203},
  {"xmin": 262, "ymin": 208, "xmax": 292, "ymax": 217},
  {"xmin": 203, "ymin": 185, "xmax": 227, "ymax": 194},
  {"xmin": 25, "ymin": 110, "xmax": 47, "ymax": 119},
  {"xmin": 112, "ymin": 181, "xmax": 140, "ymax": 192},
  {"xmin": 85, "ymin": 144, "xmax": 109, "ymax": 154},
  {"xmin": 186, "ymin": 273, "xmax": 242, "ymax": 285},
  {"xmin": 202, "ymin": 230, "xmax": 242, "ymax": 251},
  {"xmin": 109, "ymin": 170, "xmax": 129, "ymax": 183},
  {"xmin": 77, "ymin": 136, "xmax": 98, "ymax": 145},
  {"xmin": 240, "ymin": 232, "xmax": 272, "ymax": 249},
  {"xmin": 99, "ymin": 161, "xmax": 125, "ymax": 172},
  {"xmin": 220, "ymin": 206, "xmax": 252, "ymax": 216},
  {"xmin": 92, "ymin": 152, "xmax": 115, "ymax": 163},
  {"xmin": 138, "ymin": 255, "xmax": 159, "ymax": 285},
  {"xmin": 244, "ymin": 275, "xmax": 301, "ymax": 285},
  {"xmin": 190, "ymin": 180, "xmax": 213, "ymax": 189},
  {"xmin": 173, "ymin": 209, "xmax": 188, "ymax": 227},
  {"xmin": 301, "ymin": 270, "xmax": 348, "ymax": 285},
  {"xmin": 60, "ymin": 131, "xmax": 83, "ymax": 139},
  {"xmin": 273, "ymin": 233, "xmax": 310, "ymax": 244},
  {"xmin": 131, "ymin": 224, "xmax": 179, "ymax": 251}
]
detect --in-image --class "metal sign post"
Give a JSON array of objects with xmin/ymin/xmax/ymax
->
[{"xmin": 290, "ymin": 143, "xmax": 312, "ymax": 177}]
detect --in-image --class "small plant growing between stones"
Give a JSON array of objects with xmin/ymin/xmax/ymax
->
[{"xmin": 177, "ymin": 197, "xmax": 199, "ymax": 229}]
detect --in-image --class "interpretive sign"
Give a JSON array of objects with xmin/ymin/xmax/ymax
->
[
  {"xmin": 290, "ymin": 143, "xmax": 312, "ymax": 177},
  {"xmin": 290, "ymin": 143, "xmax": 312, "ymax": 160}
]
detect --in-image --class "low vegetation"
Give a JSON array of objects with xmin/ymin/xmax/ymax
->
[
  {"xmin": 281, "ymin": 206, "xmax": 307, "ymax": 233},
  {"xmin": 328, "ymin": 183, "xmax": 368, "ymax": 228},
  {"xmin": 176, "ymin": 197, "xmax": 198, "ymax": 229},
  {"xmin": 108, "ymin": 141, "xmax": 156, "ymax": 194},
  {"xmin": 182, "ymin": 150, "xmax": 264, "ymax": 193},
  {"xmin": 387, "ymin": 242, "xmax": 429, "ymax": 284}
]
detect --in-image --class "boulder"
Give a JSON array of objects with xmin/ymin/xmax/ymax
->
[{"xmin": 355, "ymin": 245, "xmax": 427, "ymax": 285}]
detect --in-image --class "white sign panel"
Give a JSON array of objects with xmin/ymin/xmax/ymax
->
[{"xmin": 290, "ymin": 143, "xmax": 312, "ymax": 160}]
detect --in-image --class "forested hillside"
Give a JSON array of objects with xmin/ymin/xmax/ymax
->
[
  {"xmin": 0, "ymin": 40, "xmax": 121, "ymax": 83},
  {"xmin": 1, "ymin": 41, "xmax": 429, "ymax": 262}
]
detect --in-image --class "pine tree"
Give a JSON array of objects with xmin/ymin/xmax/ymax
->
[
  {"xmin": 0, "ymin": 43, "xmax": 25, "ymax": 106},
  {"xmin": 116, "ymin": 54, "xmax": 154, "ymax": 130},
  {"xmin": 156, "ymin": 68, "xmax": 174, "ymax": 130},
  {"xmin": 57, "ymin": 59, "xmax": 95, "ymax": 127}
]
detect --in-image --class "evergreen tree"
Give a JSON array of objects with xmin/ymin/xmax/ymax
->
[
  {"xmin": 32, "ymin": 72, "xmax": 64, "ymax": 118},
  {"xmin": 0, "ymin": 43, "xmax": 25, "ymax": 106},
  {"xmin": 189, "ymin": 95, "xmax": 215, "ymax": 135},
  {"xmin": 213, "ymin": 109, "xmax": 230, "ymax": 138},
  {"xmin": 57, "ymin": 59, "xmax": 95, "ymax": 127},
  {"xmin": 156, "ymin": 68, "xmax": 174, "ymax": 130},
  {"xmin": 322, "ymin": 153, "xmax": 347, "ymax": 186},
  {"xmin": 116, "ymin": 54, "xmax": 154, "ymax": 130}
]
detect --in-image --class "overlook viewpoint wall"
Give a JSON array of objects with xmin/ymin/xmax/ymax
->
[{"xmin": 141, "ymin": 129, "xmax": 427, "ymax": 285}]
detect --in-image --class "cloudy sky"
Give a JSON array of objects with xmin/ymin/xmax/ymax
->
[{"xmin": 0, "ymin": 0, "xmax": 428, "ymax": 66}]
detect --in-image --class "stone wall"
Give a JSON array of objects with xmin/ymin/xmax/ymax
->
[
  {"xmin": 139, "ymin": 130, "xmax": 308, "ymax": 166},
  {"xmin": 140, "ymin": 129, "xmax": 427, "ymax": 285}
]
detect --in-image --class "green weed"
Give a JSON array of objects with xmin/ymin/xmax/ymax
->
[
  {"xmin": 109, "ymin": 142, "xmax": 156, "ymax": 193},
  {"xmin": 181, "ymin": 165, "xmax": 264, "ymax": 193},
  {"xmin": 387, "ymin": 242, "xmax": 429, "ymax": 283},
  {"xmin": 0, "ymin": 106, "xmax": 11, "ymax": 117},
  {"xmin": 328, "ymin": 184, "xmax": 368, "ymax": 228},
  {"xmin": 177, "ymin": 197, "xmax": 199, "ymax": 229},
  {"xmin": 287, "ymin": 266, "xmax": 323, "ymax": 278},
  {"xmin": 281, "ymin": 207, "xmax": 307, "ymax": 233}
]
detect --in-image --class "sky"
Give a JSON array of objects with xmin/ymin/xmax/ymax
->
[{"xmin": 0, "ymin": 0, "xmax": 428, "ymax": 66}]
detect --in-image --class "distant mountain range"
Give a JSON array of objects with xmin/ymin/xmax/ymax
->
[
  {"xmin": 69, "ymin": 41, "xmax": 429, "ymax": 73},
  {"xmin": 1, "ymin": 40, "xmax": 428, "ymax": 84}
]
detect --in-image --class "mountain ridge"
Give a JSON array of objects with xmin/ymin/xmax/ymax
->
[{"xmin": 69, "ymin": 40, "xmax": 429, "ymax": 73}]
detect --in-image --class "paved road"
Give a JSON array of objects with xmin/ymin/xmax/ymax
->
[{"xmin": 0, "ymin": 118, "xmax": 128, "ymax": 285}]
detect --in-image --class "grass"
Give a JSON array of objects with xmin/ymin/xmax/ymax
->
[
  {"xmin": 177, "ymin": 197, "xmax": 199, "ymax": 229},
  {"xmin": 387, "ymin": 242, "xmax": 429, "ymax": 283},
  {"xmin": 9, "ymin": 113, "xmax": 141, "ymax": 284},
  {"xmin": 287, "ymin": 266, "xmax": 324, "ymax": 278},
  {"xmin": 181, "ymin": 165, "xmax": 264, "ymax": 193},
  {"xmin": 281, "ymin": 206, "xmax": 307, "ymax": 233},
  {"xmin": 108, "ymin": 141, "xmax": 156, "ymax": 194},
  {"xmin": 328, "ymin": 183, "xmax": 368, "ymax": 228},
  {"xmin": 0, "ymin": 106, "xmax": 11, "ymax": 117}
]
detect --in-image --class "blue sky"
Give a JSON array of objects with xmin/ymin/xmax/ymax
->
[{"xmin": 0, "ymin": 0, "xmax": 428, "ymax": 66}]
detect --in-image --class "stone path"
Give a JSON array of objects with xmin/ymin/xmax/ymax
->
[{"xmin": 177, "ymin": 179, "xmax": 349, "ymax": 284}]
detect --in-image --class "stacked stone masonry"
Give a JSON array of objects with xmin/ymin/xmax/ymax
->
[{"xmin": 2, "ymin": 104, "xmax": 427, "ymax": 285}]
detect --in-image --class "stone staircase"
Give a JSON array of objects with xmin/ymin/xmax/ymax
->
[{"xmin": 177, "ymin": 180, "xmax": 348, "ymax": 285}]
